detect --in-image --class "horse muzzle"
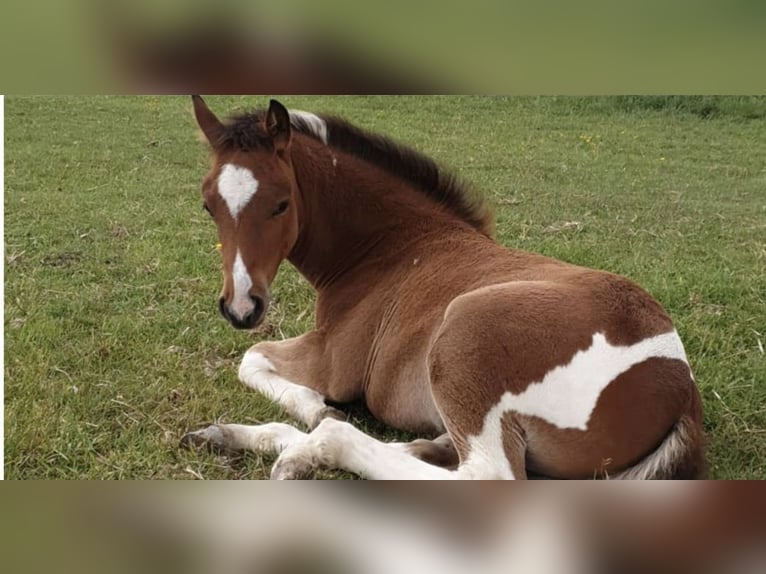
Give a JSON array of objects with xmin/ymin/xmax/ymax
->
[{"xmin": 219, "ymin": 294, "xmax": 268, "ymax": 330}]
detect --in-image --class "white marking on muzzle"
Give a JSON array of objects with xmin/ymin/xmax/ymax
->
[
  {"xmin": 218, "ymin": 163, "xmax": 259, "ymax": 219},
  {"xmin": 230, "ymin": 250, "xmax": 254, "ymax": 320},
  {"xmin": 289, "ymin": 110, "xmax": 328, "ymax": 144}
]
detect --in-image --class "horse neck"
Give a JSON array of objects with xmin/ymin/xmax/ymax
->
[{"xmin": 287, "ymin": 136, "xmax": 467, "ymax": 289}]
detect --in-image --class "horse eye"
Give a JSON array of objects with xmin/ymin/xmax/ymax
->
[{"xmin": 272, "ymin": 200, "xmax": 289, "ymax": 217}]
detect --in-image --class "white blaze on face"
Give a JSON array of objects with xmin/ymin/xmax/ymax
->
[
  {"xmin": 217, "ymin": 163, "xmax": 259, "ymax": 219},
  {"xmin": 230, "ymin": 250, "xmax": 254, "ymax": 320}
]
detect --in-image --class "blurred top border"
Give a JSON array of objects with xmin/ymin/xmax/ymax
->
[{"xmin": 1, "ymin": 0, "xmax": 765, "ymax": 93}]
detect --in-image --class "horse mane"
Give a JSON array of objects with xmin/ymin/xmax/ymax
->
[{"xmin": 218, "ymin": 109, "xmax": 495, "ymax": 237}]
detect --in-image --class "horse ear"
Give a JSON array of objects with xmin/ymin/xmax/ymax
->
[
  {"xmin": 266, "ymin": 99, "xmax": 292, "ymax": 152},
  {"xmin": 192, "ymin": 95, "xmax": 224, "ymax": 147}
]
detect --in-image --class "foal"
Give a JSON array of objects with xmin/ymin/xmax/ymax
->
[{"xmin": 182, "ymin": 96, "xmax": 705, "ymax": 479}]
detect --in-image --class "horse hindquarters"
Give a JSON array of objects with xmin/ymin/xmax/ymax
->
[
  {"xmin": 613, "ymin": 385, "xmax": 707, "ymax": 480},
  {"xmin": 427, "ymin": 281, "xmax": 704, "ymax": 480}
]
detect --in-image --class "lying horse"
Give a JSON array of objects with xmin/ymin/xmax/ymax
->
[{"xmin": 182, "ymin": 96, "xmax": 706, "ymax": 479}]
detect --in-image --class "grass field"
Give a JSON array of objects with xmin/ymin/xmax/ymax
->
[{"xmin": 4, "ymin": 96, "xmax": 765, "ymax": 479}]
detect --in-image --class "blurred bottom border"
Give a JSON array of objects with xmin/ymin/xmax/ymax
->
[{"xmin": 1, "ymin": 481, "xmax": 764, "ymax": 574}]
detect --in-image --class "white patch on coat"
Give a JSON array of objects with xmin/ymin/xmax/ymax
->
[
  {"xmin": 458, "ymin": 439, "xmax": 517, "ymax": 479},
  {"xmin": 239, "ymin": 349, "xmax": 330, "ymax": 427},
  {"xmin": 462, "ymin": 330, "xmax": 690, "ymax": 477},
  {"xmin": 229, "ymin": 250, "xmax": 254, "ymax": 320},
  {"xmin": 289, "ymin": 110, "xmax": 328, "ymax": 144},
  {"xmin": 217, "ymin": 163, "xmax": 259, "ymax": 219}
]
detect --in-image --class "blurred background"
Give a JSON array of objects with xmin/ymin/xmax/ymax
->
[
  {"xmin": 1, "ymin": 483, "xmax": 765, "ymax": 574},
  {"xmin": 0, "ymin": 0, "xmax": 765, "ymax": 93}
]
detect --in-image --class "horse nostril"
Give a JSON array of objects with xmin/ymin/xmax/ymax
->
[
  {"xmin": 218, "ymin": 297, "xmax": 227, "ymax": 318},
  {"xmin": 250, "ymin": 294, "xmax": 265, "ymax": 324}
]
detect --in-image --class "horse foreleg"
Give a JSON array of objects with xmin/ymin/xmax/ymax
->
[
  {"xmin": 180, "ymin": 333, "xmax": 346, "ymax": 458},
  {"xmin": 270, "ymin": 418, "xmax": 460, "ymax": 480},
  {"xmin": 180, "ymin": 422, "xmax": 307, "ymax": 455},
  {"xmin": 238, "ymin": 336, "xmax": 345, "ymax": 429}
]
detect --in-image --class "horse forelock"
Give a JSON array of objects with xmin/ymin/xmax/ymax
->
[
  {"xmin": 215, "ymin": 109, "xmax": 329, "ymax": 150},
  {"xmin": 216, "ymin": 111, "xmax": 272, "ymax": 151}
]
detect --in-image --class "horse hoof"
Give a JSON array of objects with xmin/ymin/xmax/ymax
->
[
  {"xmin": 270, "ymin": 457, "xmax": 314, "ymax": 480},
  {"xmin": 179, "ymin": 425, "xmax": 229, "ymax": 453}
]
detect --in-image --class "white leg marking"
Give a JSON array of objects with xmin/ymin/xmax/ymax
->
[
  {"xmin": 239, "ymin": 350, "xmax": 331, "ymax": 428},
  {"xmin": 185, "ymin": 422, "xmax": 306, "ymax": 454},
  {"xmin": 217, "ymin": 163, "xmax": 259, "ymax": 219},
  {"xmin": 229, "ymin": 250, "xmax": 254, "ymax": 320},
  {"xmin": 462, "ymin": 330, "xmax": 690, "ymax": 475},
  {"xmin": 271, "ymin": 418, "xmax": 459, "ymax": 480},
  {"xmin": 289, "ymin": 110, "xmax": 328, "ymax": 144},
  {"xmin": 459, "ymin": 445, "xmax": 517, "ymax": 480},
  {"xmin": 225, "ymin": 423, "xmax": 306, "ymax": 453}
]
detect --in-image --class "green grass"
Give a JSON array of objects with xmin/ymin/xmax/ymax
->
[{"xmin": 5, "ymin": 96, "xmax": 765, "ymax": 479}]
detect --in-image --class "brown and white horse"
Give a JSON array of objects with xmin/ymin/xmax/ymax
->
[{"xmin": 182, "ymin": 96, "xmax": 706, "ymax": 479}]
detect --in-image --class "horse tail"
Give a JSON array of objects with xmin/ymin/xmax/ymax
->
[{"xmin": 611, "ymin": 410, "xmax": 707, "ymax": 480}]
